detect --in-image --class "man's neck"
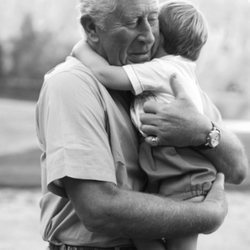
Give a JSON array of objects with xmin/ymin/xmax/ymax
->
[
  {"xmin": 152, "ymin": 34, "xmax": 167, "ymax": 59},
  {"xmin": 155, "ymin": 45, "xmax": 167, "ymax": 58}
]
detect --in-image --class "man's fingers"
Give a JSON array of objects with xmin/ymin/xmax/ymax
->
[
  {"xmin": 140, "ymin": 124, "xmax": 157, "ymax": 136},
  {"xmin": 206, "ymin": 173, "xmax": 225, "ymax": 202},
  {"xmin": 140, "ymin": 113, "xmax": 159, "ymax": 126},
  {"xmin": 143, "ymin": 101, "xmax": 158, "ymax": 114},
  {"xmin": 169, "ymin": 74, "xmax": 188, "ymax": 99},
  {"xmin": 203, "ymin": 172, "xmax": 227, "ymax": 234}
]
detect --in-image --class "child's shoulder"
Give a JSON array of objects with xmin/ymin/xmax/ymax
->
[
  {"xmin": 159, "ymin": 55, "xmax": 186, "ymax": 62},
  {"xmin": 159, "ymin": 55, "xmax": 195, "ymax": 66},
  {"xmin": 152, "ymin": 55, "xmax": 196, "ymax": 75}
]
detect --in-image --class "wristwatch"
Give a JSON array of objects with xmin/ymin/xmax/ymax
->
[{"xmin": 198, "ymin": 122, "xmax": 221, "ymax": 149}]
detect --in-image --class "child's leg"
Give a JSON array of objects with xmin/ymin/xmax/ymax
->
[
  {"xmin": 133, "ymin": 239, "xmax": 166, "ymax": 250},
  {"xmin": 165, "ymin": 234, "xmax": 198, "ymax": 250}
]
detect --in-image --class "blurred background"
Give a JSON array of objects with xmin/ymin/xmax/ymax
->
[{"xmin": 0, "ymin": 0, "xmax": 249, "ymax": 249}]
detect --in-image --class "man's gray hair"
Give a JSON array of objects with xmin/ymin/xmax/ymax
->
[{"xmin": 78, "ymin": 0, "xmax": 118, "ymax": 30}]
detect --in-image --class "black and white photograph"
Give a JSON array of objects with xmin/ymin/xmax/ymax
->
[{"xmin": 0, "ymin": 0, "xmax": 249, "ymax": 249}]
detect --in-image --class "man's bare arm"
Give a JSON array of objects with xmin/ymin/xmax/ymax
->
[
  {"xmin": 197, "ymin": 123, "xmax": 248, "ymax": 184},
  {"xmin": 62, "ymin": 173, "xmax": 227, "ymax": 239}
]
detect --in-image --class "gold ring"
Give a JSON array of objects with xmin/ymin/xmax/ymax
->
[{"xmin": 151, "ymin": 136, "xmax": 159, "ymax": 146}]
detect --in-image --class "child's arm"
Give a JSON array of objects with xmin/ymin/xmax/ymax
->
[{"xmin": 72, "ymin": 40, "xmax": 133, "ymax": 91}]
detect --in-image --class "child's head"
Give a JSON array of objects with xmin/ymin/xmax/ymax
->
[{"xmin": 159, "ymin": 1, "xmax": 208, "ymax": 61}]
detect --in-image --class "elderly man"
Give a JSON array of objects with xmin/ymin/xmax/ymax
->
[{"xmin": 36, "ymin": 0, "xmax": 247, "ymax": 249}]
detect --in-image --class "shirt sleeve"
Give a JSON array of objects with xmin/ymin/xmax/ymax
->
[
  {"xmin": 41, "ymin": 71, "xmax": 117, "ymax": 196},
  {"xmin": 122, "ymin": 64, "xmax": 143, "ymax": 95},
  {"xmin": 123, "ymin": 59, "xmax": 174, "ymax": 95}
]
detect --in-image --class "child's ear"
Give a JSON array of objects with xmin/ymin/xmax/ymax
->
[{"xmin": 80, "ymin": 15, "xmax": 99, "ymax": 43}]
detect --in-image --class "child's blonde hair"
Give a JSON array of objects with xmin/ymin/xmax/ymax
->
[{"xmin": 159, "ymin": 1, "xmax": 208, "ymax": 61}]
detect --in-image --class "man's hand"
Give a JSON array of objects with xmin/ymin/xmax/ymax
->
[
  {"xmin": 201, "ymin": 173, "xmax": 228, "ymax": 234},
  {"xmin": 140, "ymin": 74, "xmax": 211, "ymax": 147},
  {"xmin": 140, "ymin": 74, "xmax": 248, "ymax": 183}
]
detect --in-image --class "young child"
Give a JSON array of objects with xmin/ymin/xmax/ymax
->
[{"xmin": 73, "ymin": 1, "xmax": 222, "ymax": 250}]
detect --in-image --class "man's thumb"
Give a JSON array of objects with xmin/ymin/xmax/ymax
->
[
  {"xmin": 169, "ymin": 74, "xmax": 187, "ymax": 99},
  {"xmin": 212, "ymin": 173, "xmax": 225, "ymax": 190},
  {"xmin": 206, "ymin": 173, "xmax": 225, "ymax": 203}
]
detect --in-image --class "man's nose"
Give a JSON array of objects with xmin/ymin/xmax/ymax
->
[{"xmin": 137, "ymin": 19, "xmax": 155, "ymax": 45}]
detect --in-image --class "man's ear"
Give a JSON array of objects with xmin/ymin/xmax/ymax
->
[{"xmin": 80, "ymin": 15, "xmax": 99, "ymax": 43}]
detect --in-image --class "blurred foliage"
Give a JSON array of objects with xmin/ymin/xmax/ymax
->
[
  {"xmin": 0, "ymin": 0, "xmax": 249, "ymax": 119},
  {"xmin": 195, "ymin": 0, "xmax": 250, "ymax": 119},
  {"xmin": 10, "ymin": 14, "xmax": 51, "ymax": 78},
  {"xmin": 0, "ymin": 13, "xmax": 74, "ymax": 100},
  {"xmin": 9, "ymin": 14, "xmax": 73, "ymax": 79},
  {"xmin": 0, "ymin": 44, "xmax": 3, "ymax": 76}
]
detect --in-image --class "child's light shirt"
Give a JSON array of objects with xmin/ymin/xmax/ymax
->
[
  {"xmin": 123, "ymin": 55, "xmax": 204, "ymax": 133},
  {"xmin": 123, "ymin": 55, "xmax": 221, "ymax": 200}
]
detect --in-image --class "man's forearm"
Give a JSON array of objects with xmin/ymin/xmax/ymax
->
[
  {"xmin": 198, "ymin": 123, "xmax": 248, "ymax": 184},
  {"xmin": 96, "ymin": 188, "xmax": 222, "ymax": 239},
  {"xmin": 63, "ymin": 175, "xmax": 226, "ymax": 239}
]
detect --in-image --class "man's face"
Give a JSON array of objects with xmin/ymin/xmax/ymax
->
[{"xmin": 96, "ymin": 0, "xmax": 160, "ymax": 66}]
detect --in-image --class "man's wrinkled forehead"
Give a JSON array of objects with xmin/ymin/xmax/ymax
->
[{"xmin": 116, "ymin": 0, "xmax": 159, "ymax": 17}]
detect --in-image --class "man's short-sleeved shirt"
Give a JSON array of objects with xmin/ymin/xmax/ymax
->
[{"xmin": 36, "ymin": 56, "xmax": 145, "ymax": 247}]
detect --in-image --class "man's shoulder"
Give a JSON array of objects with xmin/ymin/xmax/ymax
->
[
  {"xmin": 42, "ymin": 56, "xmax": 104, "ymax": 95},
  {"xmin": 44, "ymin": 56, "xmax": 92, "ymax": 82},
  {"xmin": 38, "ymin": 56, "xmax": 114, "ymax": 112}
]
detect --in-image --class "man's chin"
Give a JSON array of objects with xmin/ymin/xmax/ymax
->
[{"xmin": 127, "ymin": 54, "xmax": 151, "ymax": 64}]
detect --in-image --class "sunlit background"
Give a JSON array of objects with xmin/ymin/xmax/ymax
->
[{"xmin": 0, "ymin": 0, "xmax": 249, "ymax": 249}]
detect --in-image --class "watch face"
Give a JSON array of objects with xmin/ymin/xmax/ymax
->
[{"xmin": 209, "ymin": 131, "xmax": 220, "ymax": 147}]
